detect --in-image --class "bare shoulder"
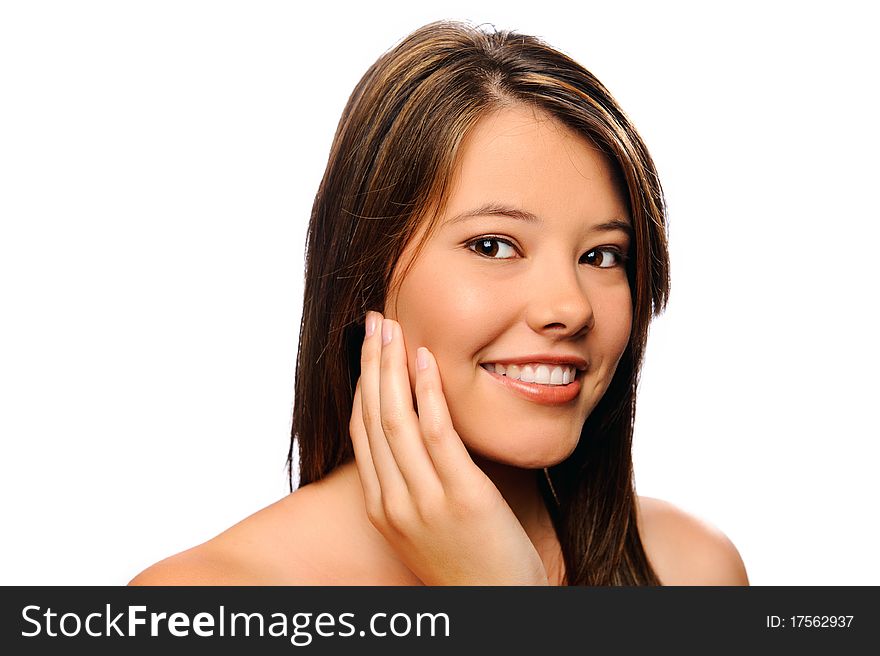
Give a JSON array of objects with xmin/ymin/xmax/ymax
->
[
  {"xmin": 128, "ymin": 485, "xmax": 334, "ymax": 586},
  {"xmin": 128, "ymin": 463, "xmax": 404, "ymax": 586},
  {"xmin": 636, "ymin": 495, "xmax": 749, "ymax": 586},
  {"xmin": 127, "ymin": 543, "xmax": 256, "ymax": 586}
]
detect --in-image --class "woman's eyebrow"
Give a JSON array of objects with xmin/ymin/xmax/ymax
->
[
  {"xmin": 446, "ymin": 202, "xmax": 542, "ymax": 225},
  {"xmin": 590, "ymin": 219, "xmax": 633, "ymax": 240},
  {"xmin": 446, "ymin": 202, "xmax": 633, "ymax": 238}
]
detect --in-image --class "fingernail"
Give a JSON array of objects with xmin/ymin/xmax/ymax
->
[
  {"xmin": 382, "ymin": 319, "xmax": 393, "ymax": 345},
  {"xmin": 365, "ymin": 312, "xmax": 375, "ymax": 337},
  {"xmin": 417, "ymin": 347, "xmax": 428, "ymax": 371}
]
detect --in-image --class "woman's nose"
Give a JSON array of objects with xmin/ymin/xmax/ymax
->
[{"xmin": 524, "ymin": 261, "xmax": 595, "ymax": 338}]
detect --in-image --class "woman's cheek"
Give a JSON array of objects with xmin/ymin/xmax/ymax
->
[
  {"xmin": 603, "ymin": 287, "xmax": 634, "ymax": 368},
  {"xmin": 428, "ymin": 275, "xmax": 500, "ymax": 343},
  {"xmin": 437, "ymin": 274, "xmax": 490, "ymax": 328},
  {"xmin": 394, "ymin": 273, "xmax": 489, "ymax": 389}
]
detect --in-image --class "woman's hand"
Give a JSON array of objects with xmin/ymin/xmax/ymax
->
[{"xmin": 349, "ymin": 310, "xmax": 550, "ymax": 586}]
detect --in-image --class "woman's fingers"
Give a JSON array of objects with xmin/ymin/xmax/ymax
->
[
  {"xmin": 348, "ymin": 379, "xmax": 381, "ymax": 508},
  {"xmin": 359, "ymin": 313, "xmax": 409, "ymax": 505},
  {"xmin": 350, "ymin": 313, "xmax": 547, "ymax": 585},
  {"xmin": 351, "ymin": 313, "xmax": 549, "ymax": 585},
  {"xmin": 377, "ymin": 317, "xmax": 444, "ymax": 503},
  {"xmin": 355, "ymin": 310, "xmax": 472, "ymax": 519},
  {"xmin": 413, "ymin": 345, "xmax": 477, "ymax": 491}
]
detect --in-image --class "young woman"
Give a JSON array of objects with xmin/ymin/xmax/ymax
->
[{"xmin": 131, "ymin": 20, "xmax": 748, "ymax": 586}]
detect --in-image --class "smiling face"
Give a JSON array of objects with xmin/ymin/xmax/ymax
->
[{"xmin": 383, "ymin": 104, "xmax": 633, "ymax": 468}]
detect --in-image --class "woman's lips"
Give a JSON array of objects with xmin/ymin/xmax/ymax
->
[{"xmin": 480, "ymin": 365, "xmax": 581, "ymax": 405}]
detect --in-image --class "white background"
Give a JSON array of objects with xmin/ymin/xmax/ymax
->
[{"xmin": 1, "ymin": 1, "xmax": 877, "ymax": 585}]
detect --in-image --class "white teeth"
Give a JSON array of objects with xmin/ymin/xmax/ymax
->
[
  {"xmin": 534, "ymin": 365, "xmax": 550, "ymax": 384},
  {"xmin": 483, "ymin": 362, "xmax": 577, "ymax": 386}
]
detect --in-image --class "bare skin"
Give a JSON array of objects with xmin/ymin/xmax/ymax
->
[
  {"xmin": 128, "ymin": 462, "xmax": 748, "ymax": 585},
  {"xmin": 130, "ymin": 105, "xmax": 749, "ymax": 586}
]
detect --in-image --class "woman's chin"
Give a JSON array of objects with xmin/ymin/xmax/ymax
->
[{"xmin": 464, "ymin": 440, "xmax": 576, "ymax": 470}]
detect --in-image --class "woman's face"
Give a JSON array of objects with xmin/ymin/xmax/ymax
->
[{"xmin": 384, "ymin": 104, "xmax": 633, "ymax": 468}]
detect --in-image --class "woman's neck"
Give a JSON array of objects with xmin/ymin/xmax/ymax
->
[
  {"xmin": 468, "ymin": 453, "xmax": 548, "ymax": 534},
  {"xmin": 323, "ymin": 455, "xmax": 562, "ymax": 583}
]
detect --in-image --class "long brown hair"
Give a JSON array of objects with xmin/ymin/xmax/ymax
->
[{"xmin": 289, "ymin": 20, "xmax": 670, "ymax": 585}]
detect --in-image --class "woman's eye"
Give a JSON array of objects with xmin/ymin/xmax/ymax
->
[
  {"xmin": 583, "ymin": 248, "xmax": 627, "ymax": 269},
  {"xmin": 467, "ymin": 237, "xmax": 518, "ymax": 259}
]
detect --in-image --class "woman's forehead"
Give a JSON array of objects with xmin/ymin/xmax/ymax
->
[{"xmin": 440, "ymin": 106, "xmax": 630, "ymax": 231}]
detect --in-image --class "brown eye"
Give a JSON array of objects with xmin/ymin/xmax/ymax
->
[
  {"xmin": 467, "ymin": 237, "xmax": 517, "ymax": 259},
  {"xmin": 583, "ymin": 248, "xmax": 625, "ymax": 269}
]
